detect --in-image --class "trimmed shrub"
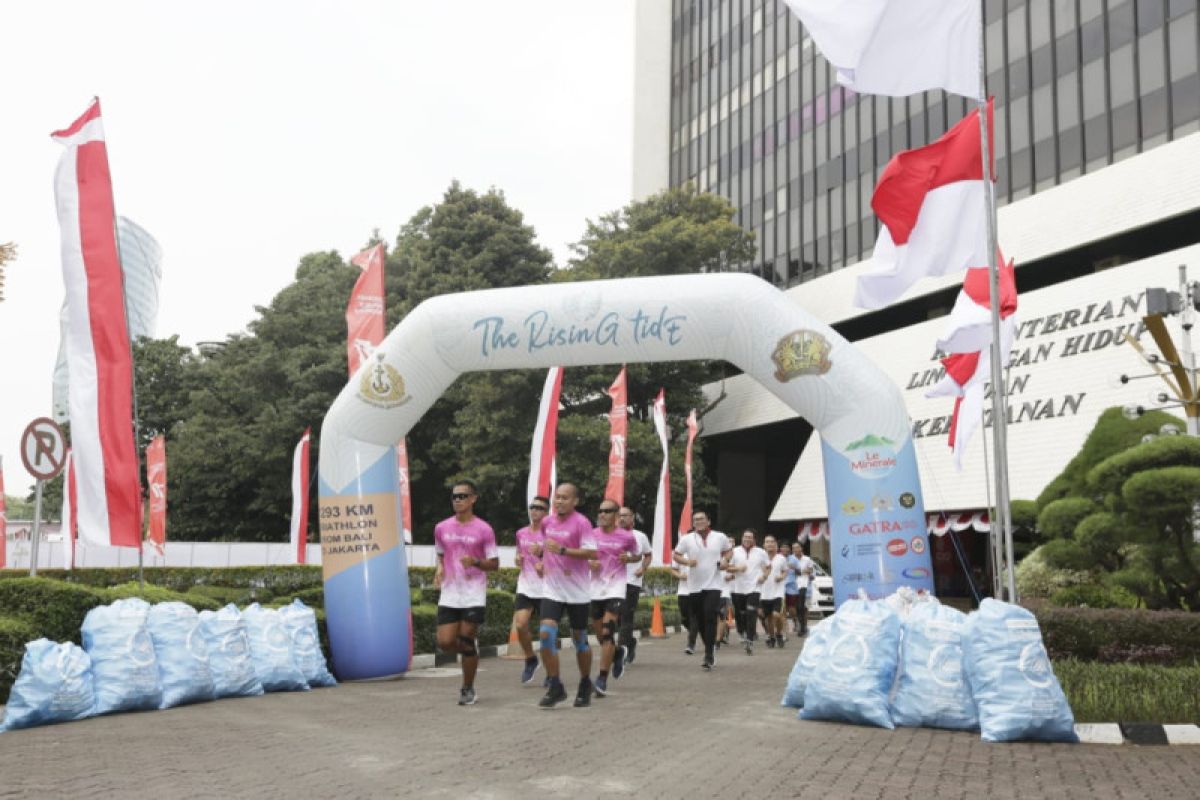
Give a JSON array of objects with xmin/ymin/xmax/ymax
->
[
  {"xmin": 1048, "ymin": 583, "xmax": 1140, "ymax": 610},
  {"xmin": 0, "ymin": 578, "xmax": 105, "ymax": 645},
  {"xmin": 1037, "ymin": 606, "xmax": 1200, "ymax": 665},
  {"xmin": 0, "ymin": 615, "xmax": 40, "ymax": 704},
  {"xmin": 0, "ymin": 566, "xmax": 324, "ymax": 594},
  {"xmin": 187, "ymin": 585, "xmax": 252, "ymax": 606},
  {"xmin": 101, "ymin": 582, "xmax": 222, "ymax": 612},
  {"xmin": 1016, "ymin": 545, "xmax": 1093, "ymax": 598},
  {"xmin": 412, "ymin": 604, "xmax": 437, "ymax": 656}
]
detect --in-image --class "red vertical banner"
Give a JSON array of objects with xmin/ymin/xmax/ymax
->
[
  {"xmin": 346, "ymin": 243, "xmax": 386, "ymax": 376},
  {"xmin": 290, "ymin": 428, "xmax": 311, "ymax": 564},
  {"xmin": 527, "ymin": 367, "xmax": 563, "ymax": 503},
  {"xmin": 397, "ymin": 439, "xmax": 413, "ymax": 544},
  {"xmin": 649, "ymin": 390, "xmax": 672, "ymax": 566},
  {"xmin": 603, "ymin": 366, "xmax": 627, "ymax": 505},
  {"xmin": 676, "ymin": 409, "xmax": 699, "ymax": 537},
  {"xmin": 0, "ymin": 456, "xmax": 6, "ymax": 569},
  {"xmin": 146, "ymin": 436, "xmax": 167, "ymax": 556}
]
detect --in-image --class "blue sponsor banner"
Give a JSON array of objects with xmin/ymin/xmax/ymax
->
[{"xmin": 821, "ymin": 434, "xmax": 935, "ymax": 606}]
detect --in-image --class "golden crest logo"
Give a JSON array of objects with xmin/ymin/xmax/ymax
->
[
  {"xmin": 772, "ymin": 329, "xmax": 832, "ymax": 381},
  {"xmin": 358, "ymin": 355, "xmax": 411, "ymax": 409}
]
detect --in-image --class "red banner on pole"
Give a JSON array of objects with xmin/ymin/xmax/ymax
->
[
  {"xmin": 0, "ymin": 457, "xmax": 6, "ymax": 568},
  {"xmin": 146, "ymin": 436, "xmax": 167, "ymax": 556},
  {"xmin": 397, "ymin": 439, "xmax": 413, "ymax": 544},
  {"xmin": 603, "ymin": 367, "xmax": 627, "ymax": 505},
  {"xmin": 649, "ymin": 390, "xmax": 672, "ymax": 566},
  {"xmin": 676, "ymin": 409, "xmax": 698, "ymax": 537},
  {"xmin": 346, "ymin": 243, "xmax": 386, "ymax": 376},
  {"xmin": 527, "ymin": 367, "xmax": 563, "ymax": 503},
  {"xmin": 290, "ymin": 428, "xmax": 311, "ymax": 564}
]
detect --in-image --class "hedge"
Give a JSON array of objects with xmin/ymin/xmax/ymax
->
[
  {"xmin": 1037, "ymin": 606, "xmax": 1200, "ymax": 665},
  {"xmin": 0, "ymin": 615, "xmax": 39, "ymax": 704},
  {"xmin": 0, "ymin": 567, "xmax": 324, "ymax": 595}
]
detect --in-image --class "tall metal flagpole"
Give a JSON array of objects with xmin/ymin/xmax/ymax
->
[{"xmin": 975, "ymin": 7, "xmax": 1017, "ymax": 602}]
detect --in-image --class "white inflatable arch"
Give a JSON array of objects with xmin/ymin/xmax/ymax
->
[{"xmin": 318, "ymin": 272, "xmax": 932, "ymax": 679}]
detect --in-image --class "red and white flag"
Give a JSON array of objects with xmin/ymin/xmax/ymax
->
[
  {"xmin": 290, "ymin": 428, "xmax": 311, "ymax": 564},
  {"xmin": 52, "ymin": 98, "xmax": 142, "ymax": 548},
  {"xmin": 146, "ymin": 436, "xmax": 167, "ymax": 556},
  {"xmin": 603, "ymin": 367, "xmax": 628, "ymax": 506},
  {"xmin": 783, "ymin": 0, "xmax": 981, "ymax": 99},
  {"xmin": 346, "ymin": 243, "xmax": 386, "ymax": 376},
  {"xmin": 854, "ymin": 101, "xmax": 994, "ymax": 310},
  {"xmin": 936, "ymin": 256, "xmax": 1017, "ymax": 354},
  {"xmin": 0, "ymin": 457, "xmax": 7, "ymax": 569},
  {"xmin": 527, "ymin": 367, "xmax": 563, "ymax": 503},
  {"xmin": 676, "ymin": 409, "xmax": 699, "ymax": 539},
  {"xmin": 60, "ymin": 451, "xmax": 78, "ymax": 569},
  {"xmin": 397, "ymin": 440, "xmax": 413, "ymax": 545},
  {"xmin": 649, "ymin": 390, "xmax": 672, "ymax": 566}
]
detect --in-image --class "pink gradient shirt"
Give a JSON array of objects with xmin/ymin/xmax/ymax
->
[
  {"xmin": 433, "ymin": 516, "xmax": 498, "ymax": 608},
  {"xmin": 541, "ymin": 510, "xmax": 597, "ymax": 604},
  {"xmin": 515, "ymin": 525, "xmax": 545, "ymax": 599},
  {"xmin": 590, "ymin": 527, "xmax": 639, "ymax": 600}
]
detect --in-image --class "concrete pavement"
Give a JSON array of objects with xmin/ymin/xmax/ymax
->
[{"xmin": 1, "ymin": 635, "xmax": 1198, "ymax": 799}]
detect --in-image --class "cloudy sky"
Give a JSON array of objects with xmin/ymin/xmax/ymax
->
[{"xmin": 1, "ymin": 0, "xmax": 637, "ymax": 493}]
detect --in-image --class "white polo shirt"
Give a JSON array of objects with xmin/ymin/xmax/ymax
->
[
  {"xmin": 729, "ymin": 545, "xmax": 770, "ymax": 595},
  {"xmin": 674, "ymin": 530, "xmax": 732, "ymax": 593}
]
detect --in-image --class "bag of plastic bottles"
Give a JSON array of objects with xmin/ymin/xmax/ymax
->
[
  {"xmin": 0, "ymin": 639, "xmax": 95, "ymax": 731},
  {"xmin": 277, "ymin": 599, "xmax": 337, "ymax": 688},
  {"xmin": 800, "ymin": 597, "xmax": 900, "ymax": 729},
  {"xmin": 82, "ymin": 598, "xmax": 163, "ymax": 714},
  {"xmin": 890, "ymin": 601, "xmax": 977, "ymax": 730},
  {"xmin": 780, "ymin": 617, "xmax": 831, "ymax": 708},
  {"xmin": 197, "ymin": 604, "xmax": 265, "ymax": 698},
  {"xmin": 963, "ymin": 599, "xmax": 1077, "ymax": 743},
  {"xmin": 147, "ymin": 602, "xmax": 216, "ymax": 708},
  {"xmin": 241, "ymin": 604, "xmax": 310, "ymax": 693}
]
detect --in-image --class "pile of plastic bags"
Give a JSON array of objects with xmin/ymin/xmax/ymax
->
[
  {"xmin": 782, "ymin": 592, "xmax": 1077, "ymax": 743},
  {"xmin": 1, "ymin": 598, "xmax": 335, "ymax": 732}
]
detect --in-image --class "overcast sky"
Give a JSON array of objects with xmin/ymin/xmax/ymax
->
[{"xmin": 1, "ymin": 0, "xmax": 637, "ymax": 493}]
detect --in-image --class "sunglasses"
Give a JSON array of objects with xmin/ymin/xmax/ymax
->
[
  {"xmin": 529, "ymin": 504, "xmax": 548, "ymax": 511},
  {"xmin": 451, "ymin": 493, "xmax": 473, "ymax": 501},
  {"xmin": 598, "ymin": 507, "xmax": 619, "ymax": 513}
]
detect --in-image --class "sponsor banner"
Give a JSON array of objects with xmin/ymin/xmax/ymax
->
[{"xmin": 821, "ymin": 434, "xmax": 935, "ymax": 605}]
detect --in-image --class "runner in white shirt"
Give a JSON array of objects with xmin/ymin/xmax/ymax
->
[
  {"xmin": 760, "ymin": 535, "xmax": 790, "ymax": 648},
  {"xmin": 616, "ymin": 506, "xmax": 652, "ymax": 666},
  {"xmin": 726, "ymin": 528, "xmax": 770, "ymax": 655},
  {"xmin": 672, "ymin": 510, "xmax": 732, "ymax": 671},
  {"xmin": 790, "ymin": 543, "xmax": 815, "ymax": 636},
  {"xmin": 669, "ymin": 562, "xmax": 695, "ymax": 654}
]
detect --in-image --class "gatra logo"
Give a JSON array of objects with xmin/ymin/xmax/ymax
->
[
  {"xmin": 899, "ymin": 492, "xmax": 916, "ymax": 509},
  {"xmin": 359, "ymin": 353, "xmax": 411, "ymax": 409},
  {"xmin": 886, "ymin": 538, "xmax": 908, "ymax": 557},
  {"xmin": 902, "ymin": 567, "xmax": 931, "ymax": 579},
  {"xmin": 844, "ymin": 434, "xmax": 898, "ymax": 478},
  {"xmin": 771, "ymin": 329, "xmax": 832, "ymax": 382},
  {"xmin": 910, "ymin": 536, "xmax": 927, "ymax": 555},
  {"xmin": 841, "ymin": 497, "xmax": 865, "ymax": 516}
]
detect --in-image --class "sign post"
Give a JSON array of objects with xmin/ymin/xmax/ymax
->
[{"xmin": 20, "ymin": 417, "xmax": 67, "ymax": 576}]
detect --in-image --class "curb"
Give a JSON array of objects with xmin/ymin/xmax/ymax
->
[{"xmin": 1075, "ymin": 723, "xmax": 1200, "ymax": 745}]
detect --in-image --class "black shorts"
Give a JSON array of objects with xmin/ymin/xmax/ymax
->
[
  {"xmin": 785, "ymin": 593, "xmax": 800, "ymax": 609},
  {"xmin": 540, "ymin": 599, "xmax": 589, "ymax": 631},
  {"xmin": 760, "ymin": 598, "xmax": 782, "ymax": 615},
  {"xmin": 590, "ymin": 598, "xmax": 624, "ymax": 620},
  {"xmin": 437, "ymin": 605, "xmax": 485, "ymax": 625},
  {"xmin": 515, "ymin": 593, "xmax": 542, "ymax": 614},
  {"xmin": 718, "ymin": 596, "xmax": 731, "ymax": 613}
]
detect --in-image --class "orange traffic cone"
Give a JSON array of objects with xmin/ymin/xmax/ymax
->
[
  {"xmin": 650, "ymin": 597, "xmax": 668, "ymax": 638},
  {"xmin": 502, "ymin": 625, "xmax": 525, "ymax": 659}
]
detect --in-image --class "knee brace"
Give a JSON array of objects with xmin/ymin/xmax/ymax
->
[
  {"xmin": 457, "ymin": 635, "xmax": 477, "ymax": 658},
  {"xmin": 599, "ymin": 619, "xmax": 617, "ymax": 645},
  {"xmin": 538, "ymin": 623, "xmax": 558, "ymax": 654},
  {"xmin": 573, "ymin": 631, "xmax": 591, "ymax": 653}
]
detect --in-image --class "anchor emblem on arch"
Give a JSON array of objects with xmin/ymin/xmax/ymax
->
[{"xmin": 358, "ymin": 353, "xmax": 412, "ymax": 409}]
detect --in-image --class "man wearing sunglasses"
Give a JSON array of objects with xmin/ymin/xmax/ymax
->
[
  {"xmin": 512, "ymin": 496, "xmax": 549, "ymax": 684},
  {"xmin": 537, "ymin": 483, "xmax": 598, "ymax": 709},
  {"xmin": 616, "ymin": 506, "xmax": 652, "ymax": 666},
  {"xmin": 588, "ymin": 500, "xmax": 641, "ymax": 697},
  {"xmin": 434, "ymin": 480, "xmax": 499, "ymax": 706}
]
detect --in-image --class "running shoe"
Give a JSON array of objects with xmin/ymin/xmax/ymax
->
[
  {"xmin": 573, "ymin": 679, "xmax": 593, "ymax": 708},
  {"xmin": 625, "ymin": 642, "xmax": 637, "ymax": 665},
  {"xmin": 458, "ymin": 686, "xmax": 477, "ymax": 706},
  {"xmin": 766, "ymin": 636, "xmax": 776, "ymax": 649},
  {"xmin": 701, "ymin": 659, "xmax": 713, "ymax": 671},
  {"xmin": 778, "ymin": 635, "xmax": 787, "ymax": 648},
  {"xmin": 593, "ymin": 675, "xmax": 608, "ymax": 696},
  {"xmin": 685, "ymin": 644, "xmax": 695, "ymax": 655},
  {"xmin": 612, "ymin": 647, "xmax": 626, "ymax": 680},
  {"xmin": 539, "ymin": 681, "xmax": 568, "ymax": 709},
  {"xmin": 744, "ymin": 640, "xmax": 753, "ymax": 655},
  {"xmin": 521, "ymin": 656, "xmax": 539, "ymax": 685}
]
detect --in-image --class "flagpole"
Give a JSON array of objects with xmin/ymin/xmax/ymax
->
[{"xmin": 975, "ymin": 8, "xmax": 1017, "ymax": 602}]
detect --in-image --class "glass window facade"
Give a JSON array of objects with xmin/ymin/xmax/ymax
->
[{"xmin": 668, "ymin": 0, "xmax": 1200, "ymax": 286}]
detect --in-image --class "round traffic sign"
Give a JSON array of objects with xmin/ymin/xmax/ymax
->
[{"xmin": 20, "ymin": 417, "xmax": 67, "ymax": 481}]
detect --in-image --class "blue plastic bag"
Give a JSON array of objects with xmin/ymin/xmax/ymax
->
[
  {"xmin": 241, "ymin": 604, "xmax": 310, "ymax": 693},
  {"xmin": 197, "ymin": 604, "xmax": 265, "ymax": 698},
  {"xmin": 781, "ymin": 617, "xmax": 831, "ymax": 708},
  {"xmin": 82, "ymin": 598, "xmax": 163, "ymax": 714},
  {"xmin": 277, "ymin": 600, "xmax": 337, "ymax": 688},
  {"xmin": 890, "ymin": 600, "xmax": 978, "ymax": 730},
  {"xmin": 1, "ymin": 639, "xmax": 95, "ymax": 731},
  {"xmin": 147, "ymin": 602, "xmax": 216, "ymax": 708},
  {"xmin": 800, "ymin": 597, "xmax": 900, "ymax": 729},
  {"xmin": 963, "ymin": 599, "xmax": 1078, "ymax": 743}
]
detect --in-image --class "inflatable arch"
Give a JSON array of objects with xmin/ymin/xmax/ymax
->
[{"xmin": 318, "ymin": 273, "xmax": 934, "ymax": 679}]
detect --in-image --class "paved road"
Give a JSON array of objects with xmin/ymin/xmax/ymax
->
[{"xmin": 2, "ymin": 634, "xmax": 1198, "ymax": 799}]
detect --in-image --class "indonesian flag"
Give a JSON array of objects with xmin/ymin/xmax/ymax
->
[
  {"xmin": 854, "ymin": 100, "xmax": 994, "ymax": 310},
  {"xmin": 0, "ymin": 457, "xmax": 7, "ymax": 569},
  {"xmin": 783, "ymin": 0, "xmax": 981, "ymax": 99},
  {"xmin": 346, "ymin": 243, "xmax": 385, "ymax": 376},
  {"xmin": 527, "ymin": 367, "xmax": 563, "ymax": 503},
  {"xmin": 649, "ymin": 390, "xmax": 672, "ymax": 566},
  {"xmin": 60, "ymin": 451, "xmax": 78, "ymax": 569},
  {"xmin": 146, "ymin": 436, "xmax": 167, "ymax": 556},
  {"xmin": 676, "ymin": 409, "xmax": 699, "ymax": 539},
  {"xmin": 290, "ymin": 428, "xmax": 311, "ymax": 564},
  {"xmin": 52, "ymin": 98, "xmax": 142, "ymax": 548},
  {"xmin": 397, "ymin": 440, "xmax": 413, "ymax": 545},
  {"xmin": 603, "ymin": 367, "xmax": 628, "ymax": 506},
  {"xmin": 936, "ymin": 256, "xmax": 1017, "ymax": 354}
]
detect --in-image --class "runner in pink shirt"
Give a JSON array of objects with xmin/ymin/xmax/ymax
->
[
  {"xmin": 433, "ymin": 480, "xmax": 498, "ymax": 706},
  {"xmin": 513, "ymin": 495, "xmax": 549, "ymax": 684},
  {"xmin": 588, "ymin": 500, "xmax": 641, "ymax": 697},
  {"xmin": 537, "ymin": 483, "xmax": 598, "ymax": 709}
]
